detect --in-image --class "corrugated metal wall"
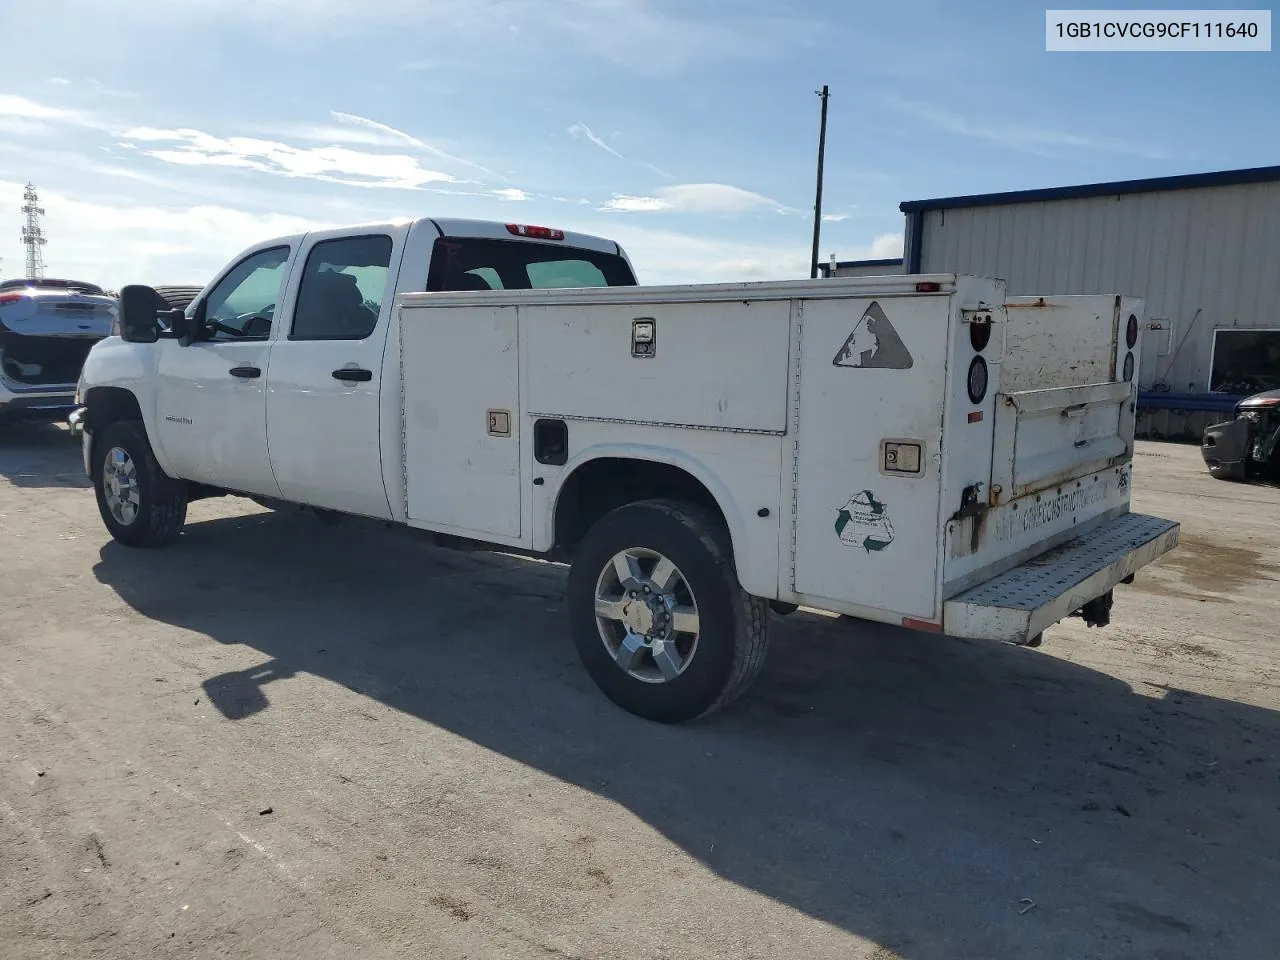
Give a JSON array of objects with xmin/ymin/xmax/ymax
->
[{"xmin": 916, "ymin": 181, "xmax": 1280, "ymax": 393}]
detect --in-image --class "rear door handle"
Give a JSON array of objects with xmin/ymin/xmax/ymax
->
[
  {"xmin": 332, "ymin": 368, "xmax": 373, "ymax": 382},
  {"xmin": 229, "ymin": 365, "xmax": 261, "ymax": 379}
]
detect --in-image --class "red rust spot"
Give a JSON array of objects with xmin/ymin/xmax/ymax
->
[{"xmin": 902, "ymin": 617, "xmax": 943, "ymax": 633}]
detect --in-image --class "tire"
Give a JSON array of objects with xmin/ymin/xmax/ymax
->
[
  {"xmin": 91, "ymin": 420, "xmax": 187, "ymax": 547},
  {"xmin": 567, "ymin": 499, "xmax": 770, "ymax": 723}
]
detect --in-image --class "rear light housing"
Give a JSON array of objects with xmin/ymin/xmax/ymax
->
[
  {"xmin": 506, "ymin": 224, "xmax": 564, "ymax": 241},
  {"xmin": 0, "ymin": 292, "xmax": 24, "ymax": 305}
]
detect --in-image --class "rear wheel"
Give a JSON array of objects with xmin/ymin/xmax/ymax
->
[
  {"xmin": 91, "ymin": 420, "xmax": 187, "ymax": 547},
  {"xmin": 567, "ymin": 499, "xmax": 769, "ymax": 723}
]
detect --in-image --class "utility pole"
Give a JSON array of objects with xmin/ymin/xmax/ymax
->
[
  {"xmin": 809, "ymin": 85, "xmax": 830, "ymax": 280},
  {"xmin": 22, "ymin": 183, "xmax": 47, "ymax": 279}
]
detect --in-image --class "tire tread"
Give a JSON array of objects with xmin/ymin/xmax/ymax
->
[
  {"xmin": 93, "ymin": 420, "xmax": 187, "ymax": 548},
  {"xmin": 570, "ymin": 497, "xmax": 770, "ymax": 722}
]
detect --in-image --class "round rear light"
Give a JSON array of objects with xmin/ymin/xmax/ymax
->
[
  {"xmin": 1126, "ymin": 314, "xmax": 1138, "ymax": 349},
  {"xmin": 967, "ymin": 356, "xmax": 989, "ymax": 404},
  {"xmin": 1123, "ymin": 351, "xmax": 1135, "ymax": 382}
]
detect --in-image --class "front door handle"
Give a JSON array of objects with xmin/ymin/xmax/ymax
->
[
  {"xmin": 229, "ymin": 365, "xmax": 261, "ymax": 379},
  {"xmin": 332, "ymin": 368, "xmax": 373, "ymax": 382}
]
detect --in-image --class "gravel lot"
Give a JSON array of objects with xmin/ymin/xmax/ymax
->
[{"xmin": 2, "ymin": 424, "xmax": 1278, "ymax": 960}]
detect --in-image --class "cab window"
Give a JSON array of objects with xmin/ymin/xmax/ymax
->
[
  {"xmin": 200, "ymin": 246, "xmax": 290, "ymax": 341},
  {"xmin": 291, "ymin": 235, "xmax": 394, "ymax": 341},
  {"xmin": 427, "ymin": 237, "xmax": 635, "ymax": 291}
]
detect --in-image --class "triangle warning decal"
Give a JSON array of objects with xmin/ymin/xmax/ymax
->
[{"xmin": 832, "ymin": 300, "xmax": 913, "ymax": 370}]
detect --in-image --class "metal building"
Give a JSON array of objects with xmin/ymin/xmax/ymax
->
[
  {"xmin": 819, "ymin": 256, "xmax": 903, "ymax": 279},
  {"xmin": 879, "ymin": 165, "xmax": 1280, "ymax": 439}
]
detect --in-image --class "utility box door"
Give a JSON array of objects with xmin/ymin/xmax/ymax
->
[
  {"xmin": 522, "ymin": 299, "xmax": 791, "ymax": 432},
  {"xmin": 401, "ymin": 304, "xmax": 523, "ymax": 541},
  {"xmin": 792, "ymin": 295, "xmax": 950, "ymax": 621}
]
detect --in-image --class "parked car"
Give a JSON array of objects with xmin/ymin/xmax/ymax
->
[
  {"xmin": 1201, "ymin": 390, "xmax": 1280, "ymax": 481},
  {"xmin": 0, "ymin": 277, "xmax": 118, "ymax": 422}
]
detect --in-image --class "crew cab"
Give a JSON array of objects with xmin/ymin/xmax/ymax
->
[{"xmin": 72, "ymin": 217, "xmax": 1180, "ymax": 723}]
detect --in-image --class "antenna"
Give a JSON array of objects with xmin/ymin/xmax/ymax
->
[{"xmin": 22, "ymin": 182, "xmax": 47, "ymax": 279}]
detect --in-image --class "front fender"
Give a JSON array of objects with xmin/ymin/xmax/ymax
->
[{"xmin": 78, "ymin": 338, "xmax": 171, "ymax": 472}]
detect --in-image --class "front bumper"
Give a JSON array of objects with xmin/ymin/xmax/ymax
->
[
  {"xmin": 68, "ymin": 406, "xmax": 92, "ymax": 478},
  {"xmin": 943, "ymin": 512, "xmax": 1180, "ymax": 644},
  {"xmin": 0, "ymin": 393, "xmax": 78, "ymax": 420}
]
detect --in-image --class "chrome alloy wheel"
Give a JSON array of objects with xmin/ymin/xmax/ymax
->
[
  {"xmin": 102, "ymin": 445, "xmax": 140, "ymax": 526},
  {"xmin": 593, "ymin": 547, "xmax": 701, "ymax": 683}
]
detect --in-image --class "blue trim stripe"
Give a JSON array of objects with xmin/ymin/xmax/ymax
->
[
  {"xmin": 1137, "ymin": 392, "xmax": 1243, "ymax": 413},
  {"xmin": 900, "ymin": 164, "xmax": 1280, "ymax": 214},
  {"xmin": 906, "ymin": 211, "xmax": 924, "ymax": 273}
]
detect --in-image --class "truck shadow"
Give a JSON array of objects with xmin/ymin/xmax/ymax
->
[
  {"xmin": 92, "ymin": 508, "xmax": 1280, "ymax": 960},
  {"xmin": 0, "ymin": 419, "xmax": 90, "ymax": 489}
]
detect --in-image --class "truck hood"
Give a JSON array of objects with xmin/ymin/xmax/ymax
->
[{"xmin": 1238, "ymin": 389, "xmax": 1280, "ymax": 410}]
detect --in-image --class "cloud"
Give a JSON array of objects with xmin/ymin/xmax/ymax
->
[
  {"xmin": 568, "ymin": 121, "xmax": 674, "ymax": 179},
  {"xmin": 0, "ymin": 179, "xmax": 324, "ymax": 289},
  {"xmin": 326, "ymin": 111, "xmax": 500, "ymax": 178},
  {"xmin": 588, "ymin": 223, "xmax": 810, "ymax": 285},
  {"xmin": 0, "ymin": 93, "xmax": 103, "ymax": 138},
  {"xmin": 569, "ymin": 122, "xmax": 625, "ymax": 161},
  {"xmin": 865, "ymin": 232, "xmax": 904, "ymax": 259},
  {"xmin": 120, "ymin": 127, "xmax": 459, "ymax": 190},
  {"xmin": 0, "ymin": 93, "xmax": 92, "ymax": 125},
  {"xmin": 890, "ymin": 96, "xmax": 1168, "ymax": 160},
  {"xmin": 48, "ymin": 77, "xmax": 72, "ymax": 85},
  {"xmin": 602, "ymin": 183, "xmax": 793, "ymax": 216},
  {"xmin": 492, "ymin": 188, "xmax": 530, "ymax": 201},
  {"xmin": 821, "ymin": 213, "xmax": 849, "ymax": 222}
]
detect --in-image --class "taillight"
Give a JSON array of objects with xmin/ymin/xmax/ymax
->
[
  {"xmin": 1126, "ymin": 313, "xmax": 1139, "ymax": 349},
  {"xmin": 506, "ymin": 223, "xmax": 564, "ymax": 241},
  {"xmin": 915, "ymin": 281, "xmax": 940, "ymax": 293},
  {"xmin": 0, "ymin": 292, "xmax": 24, "ymax": 305},
  {"xmin": 966, "ymin": 356, "xmax": 989, "ymax": 404}
]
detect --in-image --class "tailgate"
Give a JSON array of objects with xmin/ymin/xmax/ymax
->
[
  {"xmin": 992, "ymin": 380, "xmax": 1132, "ymax": 499},
  {"xmin": 942, "ymin": 294, "xmax": 1142, "ymax": 598}
]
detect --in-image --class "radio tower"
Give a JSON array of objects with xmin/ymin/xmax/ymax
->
[{"xmin": 22, "ymin": 183, "xmax": 48, "ymax": 279}]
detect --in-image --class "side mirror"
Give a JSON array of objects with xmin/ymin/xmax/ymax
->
[
  {"xmin": 174, "ymin": 299, "xmax": 205, "ymax": 347},
  {"xmin": 118, "ymin": 285, "xmax": 160, "ymax": 344}
]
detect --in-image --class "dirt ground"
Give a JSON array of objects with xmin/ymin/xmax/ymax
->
[{"xmin": 1, "ymin": 424, "xmax": 1277, "ymax": 960}]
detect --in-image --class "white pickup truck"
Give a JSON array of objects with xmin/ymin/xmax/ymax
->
[{"xmin": 72, "ymin": 216, "xmax": 1180, "ymax": 723}]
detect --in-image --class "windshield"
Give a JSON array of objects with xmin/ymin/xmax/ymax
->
[{"xmin": 426, "ymin": 237, "xmax": 636, "ymax": 292}]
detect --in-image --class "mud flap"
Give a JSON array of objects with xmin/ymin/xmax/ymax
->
[{"xmin": 1201, "ymin": 418, "xmax": 1250, "ymax": 481}]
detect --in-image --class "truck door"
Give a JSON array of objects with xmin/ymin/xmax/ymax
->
[
  {"xmin": 264, "ymin": 230, "xmax": 405, "ymax": 520},
  {"xmin": 154, "ymin": 245, "xmax": 290, "ymax": 497}
]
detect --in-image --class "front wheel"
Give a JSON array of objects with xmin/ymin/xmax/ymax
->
[
  {"xmin": 567, "ymin": 499, "xmax": 770, "ymax": 723},
  {"xmin": 91, "ymin": 420, "xmax": 188, "ymax": 547}
]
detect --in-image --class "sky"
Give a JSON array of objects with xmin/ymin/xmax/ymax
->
[{"xmin": 0, "ymin": 0, "xmax": 1276, "ymax": 288}]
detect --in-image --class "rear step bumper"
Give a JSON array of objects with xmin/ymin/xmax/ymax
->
[{"xmin": 943, "ymin": 512, "xmax": 1180, "ymax": 644}]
